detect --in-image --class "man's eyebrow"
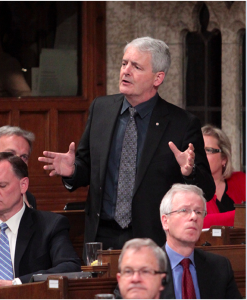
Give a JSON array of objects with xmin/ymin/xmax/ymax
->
[{"xmin": 3, "ymin": 148, "xmax": 16, "ymax": 154}]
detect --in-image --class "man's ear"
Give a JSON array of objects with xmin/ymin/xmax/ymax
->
[
  {"xmin": 160, "ymin": 274, "xmax": 166, "ymax": 291},
  {"xmin": 161, "ymin": 214, "xmax": 169, "ymax": 231},
  {"xmin": 154, "ymin": 71, "xmax": 165, "ymax": 87},
  {"xmin": 20, "ymin": 177, "xmax": 29, "ymax": 194}
]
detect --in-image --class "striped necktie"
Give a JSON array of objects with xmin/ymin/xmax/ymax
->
[
  {"xmin": 0, "ymin": 223, "xmax": 14, "ymax": 280},
  {"xmin": 115, "ymin": 107, "xmax": 137, "ymax": 228}
]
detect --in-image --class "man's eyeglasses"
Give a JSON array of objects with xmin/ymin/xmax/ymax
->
[
  {"xmin": 166, "ymin": 208, "xmax": 207, "ymax": 218},
  {"xmin": 205, "ymin": 147, "xmax": 222, "ymax": 154},
  {"xmin": 120, "ymin": 267, "xmax": 166, "ymax": 278}
]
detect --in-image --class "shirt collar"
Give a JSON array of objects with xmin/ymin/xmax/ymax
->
[
  {"xmin": 121, "ymin": 93, "xmax": 158, "ymax": 119},
  {"xmin": 2, "ymin": 202, "xmax": 25, "ymax": 235},
  {"xmin": 165, "ymin": 243, "xmax": 195, "ymax": 269}
]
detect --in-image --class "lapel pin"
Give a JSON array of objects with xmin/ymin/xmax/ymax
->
[{"xmin": 156, "ymin": 123, "xmax": 159, "ymax": 126}]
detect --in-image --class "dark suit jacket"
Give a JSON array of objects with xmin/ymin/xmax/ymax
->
[
  {"xmin": 160, "ymin": 246, "xmax": 242, "ymax": 299},
  {"xmin": 14, "ymin": 206, "xmax": 81, "ymax": 283},
  {"xmin": 64, "ymin": 94, "xmax": 215, "ymax": 250},
  {"xmin": 26, "ymin": 190, "xmax": 37, "ymax": 209}
]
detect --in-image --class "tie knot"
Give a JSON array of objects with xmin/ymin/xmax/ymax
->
[
  {"xmin": 129, "ymin": 107, "xmax": 136, "ymax": 117},
  {"xmin": 0, "ymin": 223, "xmax": 8, "ymax": 232},
  {"xmin": 180, "ymin": 258, "xmax": 191, "ymax": 269}
]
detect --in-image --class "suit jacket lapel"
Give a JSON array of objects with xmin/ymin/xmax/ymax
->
[
  {"xmin": 99, "ymin": 94, "xmax": 123, "ymax": 184},
  {"xmin": 161, "ymin": 245, "xmax": 176, "ymax": 299},
  {"xmin": 14, "ymin": 206, "xmax": 35, "ymax": 277},
  {"xmin": 194, "ymin": 249, "xmax": 209, "ymax": 299},
  {"xmin": 134, "ymin": 96, "xmax": 170, "ymax": 195}
]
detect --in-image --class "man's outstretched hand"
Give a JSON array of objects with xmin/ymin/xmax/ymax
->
[
  {"xmin": 38, "ymin": 142, "xmax": 76, "ymax": 177},
  {"xmin": 168, "ymin": 142, "xmax": 195, "ymax": 177}
]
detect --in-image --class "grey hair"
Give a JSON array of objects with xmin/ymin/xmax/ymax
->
[
  {"xmin": 124, "ymin": 37, "xmax": 171, "ymax": 75},
  {"xmin": 202, "ymin": 124, "xmax": 233, "ymax": 179},
  {"xmin": 160, "ymin": 184, "xmax": 207, "ymax": 220},
  {"xmin": 118, "ymin": 238, "xmax": 167, "ymax": 273},
  {"xmin": 0, "ymin": 125, "xmax": 35, "ymax": 154}
]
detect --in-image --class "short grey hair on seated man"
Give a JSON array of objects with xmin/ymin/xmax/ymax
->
[
  {"xmin": 160, "ymin": 183, "xmax": 207, "ymax": 220},
  {"xmin": 0, "ymin": 125, "xmax": 35, "ymax": 154},
  {"xmin": 124, "ymin": 36, "xmax": 171, "ymax": 75},
  {"xmin": 118, "ymin": 238, "xmax": 167, "ymax": 273}
]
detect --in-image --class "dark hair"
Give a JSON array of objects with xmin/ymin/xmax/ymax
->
[{"xmin": 0, "ymin": 152, "xmax": 28, "ymax": 178}]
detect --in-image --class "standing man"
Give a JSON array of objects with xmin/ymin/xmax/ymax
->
[
  {"xmin": 38, "ymin": 37, "xmax": 215, "ymax": 253},
  {"xmin": 160, "ymin": 183, "xmax": 241, "ymax": 299},
  {"xmin": 0, "ymin": 125, "xmax": 36, "ymax": 208},
  {"xmin": 0, "ymin": 152, "xmax": 81, "ymax": 286},
  {"xmin": 116, "ymin": 238, "xmax": 167, "ymax": 299}
]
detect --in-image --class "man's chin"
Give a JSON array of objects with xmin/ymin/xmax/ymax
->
[{"xmin": 126, "ymin": 288, "xmax": 148, "ymax": 299}]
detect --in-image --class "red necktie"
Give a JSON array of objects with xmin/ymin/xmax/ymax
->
[{"xmin": 180, "ymin": 258, "xmax": 196, "ymax": 299}]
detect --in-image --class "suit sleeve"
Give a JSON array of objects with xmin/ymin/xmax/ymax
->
[
  {"xmin": 18, "ymin": 215, "xmax": 81, "ymax": 283},
  {"xmin": 181, "ymin": 116, "xmax": 215, "ymax": 201}
]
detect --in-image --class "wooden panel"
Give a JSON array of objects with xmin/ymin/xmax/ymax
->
[
  {"xmin": 58, "ymin": 111, "xmax": 87, "ymax": 152},
  {"xmin": 0, "ymin": 98, "xmax": 90, "ymax": 211},
  {"xmin": 0, "ymin": 111, "xmax": 11, "ymax": 125},
  {"xmin": 0, "ymin": 276, "xmax": 68, "ymax": 299},
  {"xmin": 234, "ymin": 204, "xmax": 246, "ymax": 229},
  {"xmin": 0, "ymin": 276, "xmax": 117, "ymax": 299}
]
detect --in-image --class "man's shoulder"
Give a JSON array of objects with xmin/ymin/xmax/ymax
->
[
  {"xmin": 94, "ymin": 93, "xmax": 124, "ymax": 104},
  {"xmin": 195, "ymin": 247, "xmax": 229, "ymax": 264},
  {"xmin": 26, "ymin": 207, "xmax": 67, "ymax": 225},
  {"xmin": 157, "ymin": 96, "xmax": 197, "ymax": 120}
]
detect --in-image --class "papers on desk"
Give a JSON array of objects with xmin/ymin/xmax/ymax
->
[{"xmin": 31, "ymin": 48, "xmax": 77, "ymax": 96}]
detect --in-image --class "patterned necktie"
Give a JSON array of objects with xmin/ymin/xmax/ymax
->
[
  {"xmin": 0, "ymin": 223, "xmax": 14, "ymax": 280},
  {"xmin": 115, "ymin": 107, "xmax": 137, "ymax": 228},
  {"xmin": 180, "ymin": 258, "xmax": 196, "ymax": 299}
]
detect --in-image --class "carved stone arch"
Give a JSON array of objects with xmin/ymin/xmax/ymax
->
[
  {"xmin": 191, "ymin": 2, "xmax": 207, "ymax": 32},
  {"xmin": 230, "ymin": 21, "xmax": 246, "ymax": 35}
]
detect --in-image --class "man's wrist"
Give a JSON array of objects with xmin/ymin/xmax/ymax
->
[
  {"xmin": 12, "ymin": 278, "xmax": 22, "ymax": 285},
  {"xmin": 183, "ymin": 164, "xmax": 196, "ymax": 180}
]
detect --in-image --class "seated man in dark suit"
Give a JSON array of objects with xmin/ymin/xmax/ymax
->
[
  {"xmin": 0, "ymin": 152, "xmax": 81, "ymax": 286},
  {"xmin": 159, "ymin": 183, "xmax": 242, "ymax": 299},
  {"xmin": 117, "ymin": 238, "xmax": 167, "ymax": 299},
  {"xmin": 0, "ymin": 125, "xmax": 36, "ymax": 208}
]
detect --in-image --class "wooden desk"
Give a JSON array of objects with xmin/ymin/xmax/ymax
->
[
  {"xmin": 0, "ymin": 275, "xmax": 117, "ymax": 299},
  {"xmin": 196, "ymin": 225, "xmax": 246, "ymax": 246},
  {"xmin": 234, "ymin": 203, "xmax": 246, "ymax": 229}
]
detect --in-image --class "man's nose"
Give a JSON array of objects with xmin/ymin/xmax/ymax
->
[
  {"xmin": 133, "ymin": 272, "xmax": 143, "ymax": 282},
  {"xmin": 190, "ymin": 210, "xmax": 198, "ymax": 220},
  {"xmin": 123, "ymin": 63, "xmax": 131, "ymax": 74}
]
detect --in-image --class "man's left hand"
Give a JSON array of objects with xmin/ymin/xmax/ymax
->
[{"xmin": 168, "ymin": 142, "xmax": 195, "ymax": 176}]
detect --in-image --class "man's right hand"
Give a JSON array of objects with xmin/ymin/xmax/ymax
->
[{"xmin": 38, "ymin": 142, "xmax": 76, "ymax": 177}]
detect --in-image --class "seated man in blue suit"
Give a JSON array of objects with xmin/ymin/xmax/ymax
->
[
  {"xmin": 159, "ymin": 183, "xmax": 241, "ymax": 299},
  {"xmin": 0, "ymin": 152, "xmax": 81, "ymax": 286}
]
